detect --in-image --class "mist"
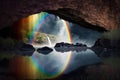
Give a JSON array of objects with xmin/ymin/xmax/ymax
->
[{"xmin": 39, "ymin": 12, "xmax": 101, "ymax": 47}]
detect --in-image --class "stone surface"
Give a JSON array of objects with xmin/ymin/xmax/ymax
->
[
  {"xmin": 92, "ymin": 38, "xmax": 120, "ymax": 49},
  {"xmin": 15, "ymin": 42, "xmax": 35, "ymax": 56},
  {"xmin": 37, "ymin": 47, "xmax": 53, "ymax": 54},
  {"xmin": 0, "ymin": 0, "xmax": 120, "ymax": 30},
  {"xmin": 54, "ymin": 42, "xmax": 87, "ymax": 52}
]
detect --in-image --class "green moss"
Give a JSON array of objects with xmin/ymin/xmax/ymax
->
[{"xmin": 32, "ymin": 32, "xmax": 56, "ymax": 44}]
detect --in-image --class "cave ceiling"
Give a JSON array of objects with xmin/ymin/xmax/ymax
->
[{"xmin": 0, "ymin": 0, "xmax": 120, "ymax": 31}]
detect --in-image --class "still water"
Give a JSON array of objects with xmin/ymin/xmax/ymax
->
[{"xmin": 0, "ymin": 48, "xmax": 101, "ymax": 79}]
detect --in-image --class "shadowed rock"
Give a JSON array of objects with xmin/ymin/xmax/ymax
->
[
  {"xmin": 54, "ymin": 42, "xmax": 87, "ymax": 53},
  {"xmin": 91, "ymin": 38, "xmax": 120, "ymax": 57},
  {"xmin": 37, "ymin": 46, "xmax": 53, "ymax": 55},
  {"xmin": 92, "ymin": 38, "xmax": 120, "ymax": 49},
  {"xmin": 54, "ymin": 42, "xmax": 87, "ymax": 48},
  {"xmin": 55, "ymin": 47, "xmax": 87, "ymax": 53},
  {"xmin": 15, "ymin": 42, "xmax": 35, "ymax": 56}
]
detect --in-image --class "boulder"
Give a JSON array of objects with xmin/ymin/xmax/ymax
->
[
  {"xmin": 15, "ymin": 42, "xmax": 35, "ymax": 56},
  {"xmin": 92, "ymin": 38, "xmax": 111, "ymax": 48},
  {"xmin": 37, "ymin": 47, "xmax": 53, "ymax": 55}
]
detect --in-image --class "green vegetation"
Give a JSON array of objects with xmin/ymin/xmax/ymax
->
[
  {"xmin": 33, "ymin": 32, "xmax": 56, "ymax": 45},
  {"xmin": 21, "ymin": 30, "xmax": 56, "ymax": 44}
]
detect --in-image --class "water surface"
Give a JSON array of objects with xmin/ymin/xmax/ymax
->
[{"xmin": 0, "ymin": 48, "xmax": 101, "ymax": 79}]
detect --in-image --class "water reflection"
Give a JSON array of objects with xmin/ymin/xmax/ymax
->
[
  {"xmin": 64, "ymin": 49, "xmax": 101, "ymax": 74},
  {"xmin": 54, "ymin": 47, "xmax": 87, "ymax": 53},
  {"xmin": 32, "ymin": 49, "xmax": 72, "ymax": 76},
  {"xmin": 1, "ymin": 48, "xmax": 120, "ymax": 79},
  {"xmin": 34, "ymin": 48, "xmax": 101, "ymax": 75},
  {"xmin": 37, "ymin": 46, "xmax": 53, "ymax": 55},
  {"xmin": 3, "ymin": 44, "xmax": 120, "ymax": 79},
  {"xmin": 0, "ymin": 49, "xmax": 120, "ymax": 79}
]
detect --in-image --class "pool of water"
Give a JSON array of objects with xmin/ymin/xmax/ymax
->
[{"xmin": 0, "ymin": 48, "xmax": 102, "ymax": 79}]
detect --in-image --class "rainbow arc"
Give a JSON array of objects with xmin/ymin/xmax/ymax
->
[{"xmin": 12, "ymin": 12, "xmax": 73, "ymax": 79}]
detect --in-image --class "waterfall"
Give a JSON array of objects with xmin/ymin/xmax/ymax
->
[
  {"xmin": 56, "ymin": 19, "xmax": 69, "ymax": 43},
  {"xmin": 46, "ymin": 35, "xmax": 52, "ymax": 46}
]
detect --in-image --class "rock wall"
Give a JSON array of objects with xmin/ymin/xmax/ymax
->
[{"xmin": 0, "ymin": 0, "xmax": 120, "ymax": 30}]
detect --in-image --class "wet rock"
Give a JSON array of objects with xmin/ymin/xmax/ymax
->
[
  {"xmin": 54, "ymin": 42, "xmax": 87, "ymax": 53},
  {"xmin": 54, "ymin": 42, "xmax": 87, "ymax": 48},
  {"xmin": 15, "ymin": 42, "xmax": 35, "ymax": 56},
  {"xmin": 92, "ymin": 38, "xmax": 120, "ymax": 49},
  {"xmin": 55, "ymin": 47, "xmax": 87, "ymax": 53},
  {"xmin": 54, "ymin": 42, "xmax": 71, "ymax": 47},
  {"xmin": 37, "ymin": 47, "xmax": 53, "ymax": 55},
  {"xmin": 92, "ymin": 38, "xmax": 111, "ymax": 48}
]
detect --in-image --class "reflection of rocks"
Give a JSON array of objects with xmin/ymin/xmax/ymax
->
[
  {"xmin": 0, "ymin": 42, "xmax": 35, "ymax": 60},
  {"xmin": 54, "ymin": 42, "xmax": 87, "ymax": 53},
  {"xmin": 55, "ymin": 47, "xmax": 87, "ymax": 53},
  {"xmin": 92, "ymin": 38, "xmax": 120, "ymax": 49},
  {"xmin": 54, "ymin": 42, "xmax": 87, "ymax": 48},
  {"xmin": 37, "ymin": 47, "xmax": 53, "ymax": 55},
  {"xmin": 92, "ymin": 49, "xmax": 120, "ymax": 58},
  {"xmin": 15, "ymin": 42, "xmax": 35, "ymax": 56},
  {"xmin": 91, "ymin": 38, "xmax": 120, "ymax": 57},
  {"xmin": 15, "ymin": 50, "xmax": 34, "ymax": 56}
]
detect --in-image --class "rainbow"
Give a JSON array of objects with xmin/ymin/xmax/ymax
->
[
  {"xmin": 62, "ymin": 20, "xmax": 72, "ymax": 43},
  {"xmin": 14, "ymin": 12, "xmax": 73, "ymax": 79}
]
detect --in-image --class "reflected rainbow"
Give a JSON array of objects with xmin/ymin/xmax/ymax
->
[{"xmin": 15, "ymin": 12, "xmax": 73, "ymax": 79}]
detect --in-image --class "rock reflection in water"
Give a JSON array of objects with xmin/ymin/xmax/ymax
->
[
  {"xmin": 37, "ymin": 46, "xmax": 53, "ymax": 55},
  {"xmin": 64, "ymin": 49, "xmax": 101, "ymax": 74},
  {"xmin": 55, "ymin": 47, "xmax": 87, "ymax": 53},
  {"xmin": 91, "ymin": 48, "xmax": 120, "ymax": 58},
  {"xmin": 32, "ymin": 49, "xmax": 101, "ymax": 75},
  {"xmin": 0, "ymin": 49, "xmax": 101, "ymax": 79}
]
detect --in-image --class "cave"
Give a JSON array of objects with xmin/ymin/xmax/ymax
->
[
  {"xmin": 0, "ymin": 0, "xmax": 120, "ymax": 30},
  {"xmin": 0, "ymin": 0, "xmax": 120, "ymax": 80}
]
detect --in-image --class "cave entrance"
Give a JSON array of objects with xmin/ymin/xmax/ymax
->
[{"xmin": 10, "ymin": 12, "xmax": 101, "ymax": 47}]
